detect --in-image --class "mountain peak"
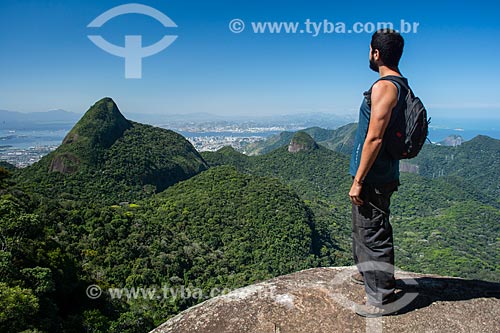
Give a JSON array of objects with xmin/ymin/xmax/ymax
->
[
  {"xmin": 23, "ymin": 98, "xmax": 208, "ymax": 198},
  {"xmin": 64, "ymin": 97, "xmax": 130, "ymax": 145},
  {"xmin": 288, "ymin": 131, "xmax": 319, "ymax": 153},
  {"xmin": 468, "ymin": 134, "xmax": 499, "ymax": 146},
  {"xmin": 50, "ymin": 98, "xmax": 131, "ymax": 172}
]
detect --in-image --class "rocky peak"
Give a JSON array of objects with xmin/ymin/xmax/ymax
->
[
  {"xmin": 437, "ymin": 135, "xmax": 465, "ymax": 147},
  {"xmin": 288, "ymin": 131, "xmax": 319, "ymax": 153},
  {"xmin": 151, "ymin": 266, "xmax": 500, "ymax": 333},
  {"xmin": 49, "ymin": 97, "xmax": 132, "ymax": 172}
]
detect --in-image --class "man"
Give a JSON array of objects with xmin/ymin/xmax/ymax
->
[{"xmin": 349, "ymin": 29, "xmax": 407, "ymax": 317}]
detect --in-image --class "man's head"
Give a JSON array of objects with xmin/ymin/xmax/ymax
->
[{"xmin": 369, "ymin": 29, "xmax": 404, "ymax": 72}]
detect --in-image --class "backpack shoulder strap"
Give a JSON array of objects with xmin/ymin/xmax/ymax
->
[
  {"xmin": 363, "ymin": 76, "xmax": 409, "ymax": 107},
  {"xmin": 375, "ymin": 76, "xmax": 409, "ymax": 129},
  {"xmin": 378, "ymin": 75, "xmax": 411, "ymax": 96}
]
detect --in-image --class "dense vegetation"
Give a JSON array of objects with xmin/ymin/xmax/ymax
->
[
  {"xmin": 404, "ymin": 135, "xmax": 500, "ymax": 205},
  {"xmin": 0, "ymin": 167, "xmax": 83, "ymax": 332},
  {"xmin": 1, "ymin": 164, "xmax": 339, "ymax": 331},
  {"xmin": 0, "ymin": 101, "xmax": 341, "ymax": 332},
  {"xmin": 202, "ymin": 133, "xmax": 500, "ymax": 282},
  {"xmin": 1, "ymin": 103, "xmax": 499, "ymax": 333},
  {"xmin": 0, "ymin": 161, "xmax": 16, "ymax": 171}
]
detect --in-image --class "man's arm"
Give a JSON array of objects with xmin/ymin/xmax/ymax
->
[{"xmin": 349, "ymin": 80, "xmax": 398, "ymax": 206}]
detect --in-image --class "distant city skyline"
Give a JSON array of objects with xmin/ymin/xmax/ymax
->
[{"xmin": 1, "ymin": 0, "xmax": 500, "ymax": 123}]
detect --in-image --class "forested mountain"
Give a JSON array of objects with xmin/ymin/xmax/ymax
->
[
  {"xmin": 16, "ymin": 98, "xmax": 208, "ymax": 203},
  {"xmin": 0, "ymin": 161, "xmax": 15, "ymax": 171},
  {"xmin": 1, "ymin": 163, "xmax": 339, "ymax": 331},
  {"xmin": 1, "ymin": 103, "xmax": 344, "ymax": 331},
  {"xmin": 202, "ymin": 132, "xmax": 500, "ymax": 282},
  {"xmin": 403, "ymin": 135, "xmax": 500, "ymax": 203},
  {"xmin": 245, "ymin": 123, "xmax": 499, "ymax": 205},
  {"xmin": 243, "ymin": 123, "xmax": 357, "ymax": 155},
  {"xmin": 0, "ymin": 109, "xmax": 80, "ymax": 130},
  {"xmin": 2, "ymin": 107, "xmax": 499, "ymax": 333}
]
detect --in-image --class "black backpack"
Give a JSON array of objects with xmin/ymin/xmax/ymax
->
[{"xmin": 370, "ymin": 76, "xmax": 430, "ymax": 160}]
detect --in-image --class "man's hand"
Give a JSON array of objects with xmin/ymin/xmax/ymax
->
[{"xmin": 349, "ymin": 179, "xmax": 364, "ymax": 206}]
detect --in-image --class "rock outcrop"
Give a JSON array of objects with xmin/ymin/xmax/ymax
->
[
  {"xmin": 151, "ymin": 266, "xmax": 500, "ymax": 333},
  {"xmin": 399, "ymin": 162, "xmax": 419, "ymax": 174},
  {"xmin": 48, "ymin": 152, "xmax": 80, "ymax": 174},
  {"xmin": 437, "ymin": 135, "xmax": 465, "ymax": 147},
  {"xmin": 288, "ymin": 132, "xmax": 319, "ymax": 153}
]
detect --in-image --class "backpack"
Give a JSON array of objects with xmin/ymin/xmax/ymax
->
[{"xmin": 375, "ymin": 76, "xmax": 430, "ymax": 160}]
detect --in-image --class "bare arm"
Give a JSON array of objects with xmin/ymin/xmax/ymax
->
[{"xmin": 349, "ymin": 80, "xmax": 398, "ymax": 206}]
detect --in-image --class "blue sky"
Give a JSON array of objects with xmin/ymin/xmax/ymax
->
[{"xmin": 1, "ymin": 0, "xmax": 500, "ymax": 124}]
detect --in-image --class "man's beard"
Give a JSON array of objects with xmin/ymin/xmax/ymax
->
[{"xmin": 369, "ymin": 58, "xmax": 379, "ymax": 72}]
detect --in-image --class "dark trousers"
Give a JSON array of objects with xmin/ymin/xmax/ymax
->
[{"xmin": 352, "ymin": 180, "xmax": 398, "ymax": 306}]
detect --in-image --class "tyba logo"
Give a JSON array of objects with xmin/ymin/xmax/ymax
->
[{"xmin": 87, "ymin": 3, "xmax": 177, "ymax": 79}]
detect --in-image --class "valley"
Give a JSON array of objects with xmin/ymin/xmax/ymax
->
[{"xmin": 1, "ymin": 98, "xmax": 499, "ymax": 332}]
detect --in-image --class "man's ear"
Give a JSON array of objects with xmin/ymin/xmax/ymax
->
[{"xmin": 372, "ymin": 49, "xmax": 380, "ymax": 61}]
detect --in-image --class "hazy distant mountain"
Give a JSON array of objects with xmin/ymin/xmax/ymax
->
[
  {"xmin": 1, "ymin": 106, "xmax": 356, "ymax": 133},
  {"xmin": 124, "ymin": 111, "xmax": 356, "ymax": 129},
  {"xmin": 256, "ymin": 112, "xmax": 356, "ymax": 129},
  {"xmin": 123, "ymin": 111, "xmax": 230, "ymax": 124},
  {"xmin": 0, "ymin": 109, "xmax": 81, "ymax": 129}
]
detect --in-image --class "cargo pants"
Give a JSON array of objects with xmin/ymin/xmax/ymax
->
[{"xmin": 352, "ymin": 180, "xmax": 399, "ymax": 306}]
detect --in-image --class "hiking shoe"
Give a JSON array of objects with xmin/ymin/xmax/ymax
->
[
  {"xmin": 350, "ymin": 272, "xmax": 364, "ymax": 285},
  {"xmin": 355, "ymin": 302, "xmax": 390, "ymax": 318},
  {"xmin": 355, "ymin": 291, "xmax": 404, "ymax": 317}
]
